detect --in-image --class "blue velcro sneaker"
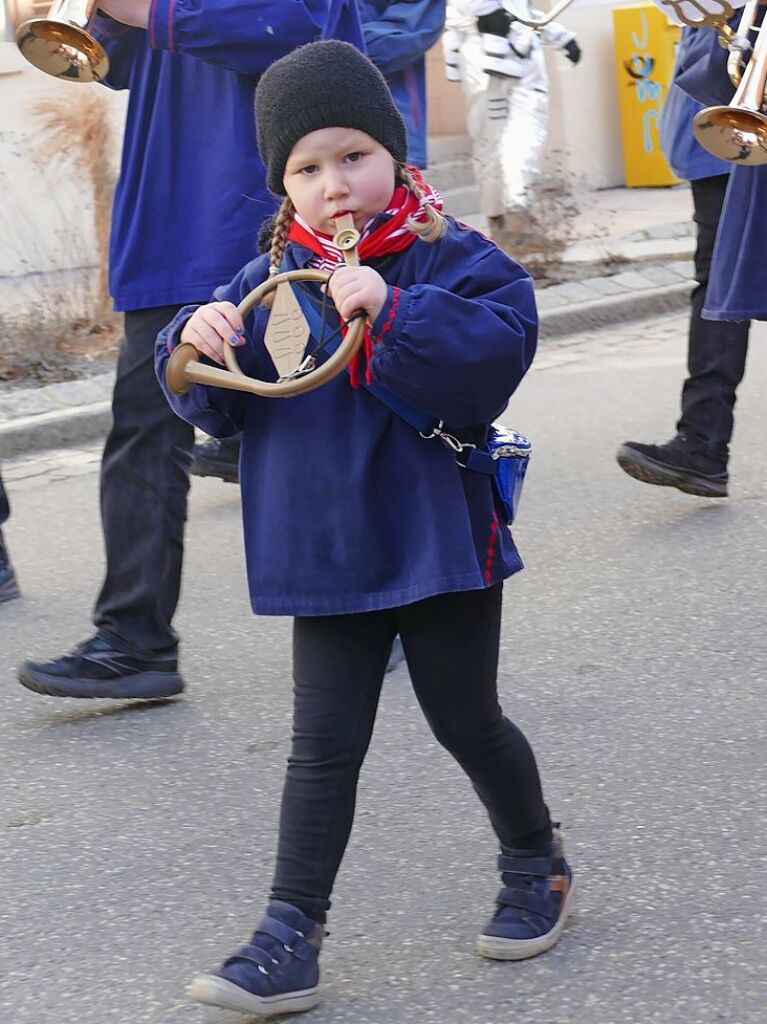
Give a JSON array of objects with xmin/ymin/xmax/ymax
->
[
  {"xmin": 477, "ymin": 828, "xmax": 575, "ymax": 960},
  {"xmin": 188, "ymin": 901, "xmax": 324, "ymax": 1017}
]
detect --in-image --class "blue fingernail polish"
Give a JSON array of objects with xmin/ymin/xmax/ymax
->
[
  {"xmin": 229, "ymin": 334, "xmax": 240, "ymax": 345},
  {"xmin": 235, "ymin": 326, "xmax": 245, "ymax": 334}
]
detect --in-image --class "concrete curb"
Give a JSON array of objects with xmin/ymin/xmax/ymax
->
[
  {"xmin": 0, "ymin": 280, "xmax": 693, "ymax": 461},
  {"xmin": 0, "ymin": 401, "xmax": 112, "ymax": 460},
  {"xmin": 539, "ymin": 280, "xmax": 692, "ymax": 339}
]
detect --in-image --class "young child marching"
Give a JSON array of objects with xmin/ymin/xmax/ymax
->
[{"xmin": 155, "ymin": 40, "xmax": 574, "ymax": 1017}]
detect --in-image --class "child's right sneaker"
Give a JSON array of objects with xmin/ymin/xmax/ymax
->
[
  {"xmin": 477, "ymin": 829, "xmax": 575, "ymax": 961},
  {"xmin": 188, "ymin": 900, "xmax": 324, "ymax": 1017}
]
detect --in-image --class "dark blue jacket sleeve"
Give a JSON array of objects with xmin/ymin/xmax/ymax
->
[
  {"xmin": 91, "ymin": 13, "xmax": 142, "ymax": 89},
  {"xmin": 147, "ymin": 0, "xmax": 364, "ymax": 75},
  {"xmin": 369, "ymin": 223, "xmax": 537, "ymax": 428},
  {"xmin": 673, "ymin": 22, "xmax": 736, "ymax": 108},
  {"xmin": 155, "ymin": 256, "xmax": 273, "ymax": 437},
  {"xmin": 361, "ymin": 0, "xmax": 446, "ymax": 76}
]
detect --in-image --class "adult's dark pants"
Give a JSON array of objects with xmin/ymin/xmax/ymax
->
[
  {"xmin": 94, "ymin": 305, "xmax": 195, "ymax": 657},
  {"xmin": 271, "ymin": 584, "xmax": 552, "ymax": 923},
  {"xmin": 678, "ymin": 175, "xmax": 750, "ymax": 459}
]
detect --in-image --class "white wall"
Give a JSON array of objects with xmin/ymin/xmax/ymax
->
[
  {"xmin": 0, "ymin": 41, "xmax": 127, "ymax": 280},
  {"xmin": 544, "ymin": 0, "xmax": 627, "ymax": 187}
]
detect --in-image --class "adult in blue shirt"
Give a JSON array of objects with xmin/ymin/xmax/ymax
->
[
  {"xmin": 616, "ymin": 27, "xmax": 750, "ymax": 500},
  {"xmin": 359, "ymin": 0, "xmax": 447, "ymax": 168},
  {"xmin": 18, "ymin": 0, "xmax": 364, "ymax": 700},
  {"xmin": 655, "ymin": 9, "xmax": 767, "ymax": 323}
]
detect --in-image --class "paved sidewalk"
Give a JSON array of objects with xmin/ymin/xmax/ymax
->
[{"xmin": 0, "ymin": 178, "xmax": 696, "ymax": 460}]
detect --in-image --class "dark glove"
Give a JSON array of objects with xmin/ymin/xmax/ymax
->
[
  {"xmin": 563, "ymin": 38, "xmax": 581, "ymax": 65},
  {"xmin": 477, "ymin": 8, "xmax": 516, "ymax": 37}
]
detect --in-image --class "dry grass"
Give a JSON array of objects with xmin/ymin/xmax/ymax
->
[
  {"xmin": 31, "ymin": 92, "xmax": 115, "ymax": 318},
  {"xmin": 511, "ymin": 159, "xmax": 581, "ymax": 285},
  {"xmin": 493, "ymin": 161, "xmax": 629, "ymax": 287},
  {"xmin": 0, "ymin": 91, "xmax": 120, "ymax": 384}
]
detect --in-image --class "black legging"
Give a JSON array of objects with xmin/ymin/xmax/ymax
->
[{"xmin": 271, "ymin": 584, "xmax": 552, "ymax": 922}]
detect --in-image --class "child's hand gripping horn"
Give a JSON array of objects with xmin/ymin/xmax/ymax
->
[{"xmin": 166, "ymin": 214, "xmax": 366, "ymax": 399}]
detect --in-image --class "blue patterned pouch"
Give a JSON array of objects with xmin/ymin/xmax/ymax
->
[{"xmin": 485, "ymin": 424, "xmax": 532, "ymax": 525}]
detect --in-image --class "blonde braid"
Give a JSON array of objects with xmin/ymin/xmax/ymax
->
[
  {"xmin": 398, "ymin": 165, "xmax": 446, "ymax": 243},
  {"xmin": 262, "ymin": 195, "xmax": 296, "ymax": 308}
]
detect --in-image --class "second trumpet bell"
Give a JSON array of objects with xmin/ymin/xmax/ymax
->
[
  {"xmin": 691, "ymin": 0, "xmax": 767, "ymax": 164},
  {"xmin": 15, "ymin": 0, "xmax": 109, "ymax": 82},
  {"xmin": 693, "ymin": 105, "xmax": 767, "ymax": 164}
]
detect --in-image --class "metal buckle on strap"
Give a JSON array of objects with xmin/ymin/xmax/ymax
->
[
  {"xmin": 277, "ymin": 354, "xmax": 317, "ymax": 382},
  {"xmin": 419, "ymin": 419, "xmax": 476, "ymax": 456}
]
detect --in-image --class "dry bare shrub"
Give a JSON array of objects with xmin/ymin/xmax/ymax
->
[
  {"xmin": 510, "ymin": 155, "xmax": 581, "ymax": 285},
  {"xmin": 31, "ymin": 91, "xmax": 116, "ymax": 318},
  {"xmin": 0, "ymin": 92, "xmax": 120, "ymax": 384},
  {"xmin": 493, "ymin": 156, "xmax": 629, "ymax": 287}
]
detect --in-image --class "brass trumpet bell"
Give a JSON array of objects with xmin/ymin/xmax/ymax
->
[
  {"xmin": 684, "ymin": 0, "xmax": 767, "ymax": 164},
  {"xmin": 16, "ymin": 0, "xmax": 109, "ymax": 82},
  {"xmin": 693, "ymin": 105, "xmax": 767, "ymax": 164}
]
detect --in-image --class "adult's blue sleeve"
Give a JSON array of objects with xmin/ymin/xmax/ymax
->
[
  {"xmin": 659, "ymin": 83, "xmax": 730, "ymax": 180},
  {"xmin": 362, "ymin": 0, "xmax": 446, "ymax": 76},
  {"xmin": 673, "ymin": 22, "xmax": 736, "ymax": 107},
  {"xmin": 703, "ymin": 165, "xmax": 767, "ymax": 320},
  {"xmin": 368, "ymin": 224, "xmax": 537, "ymax": 428},
  {"xmin": 147, "ymin": 0, "xmax": 365, "ymax": 75},
  {"xmin": 91, "ymin": 13, "xmax": 142, "ymax": 89}
]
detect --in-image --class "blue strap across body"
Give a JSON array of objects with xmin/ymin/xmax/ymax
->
[{"xmin": 290, "ymin": 284, "xmax": 531, "ymax": 524}]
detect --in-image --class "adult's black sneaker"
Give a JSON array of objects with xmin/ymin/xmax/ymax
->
[
  {"xmin": 616, "ymin": 435, "xmax": 728, "ymax": 498},
  {"xmin": 191, "ymin": 437, "xmax": 240, "ymax": 484},
  {"xmin": 18, "ymin": 635, "xmax": 184, "ymax": 699}
]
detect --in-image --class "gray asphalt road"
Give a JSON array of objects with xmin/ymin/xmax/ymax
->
[{"xmin": 2, "ymin": 313, "xmax": 766, "ymax": 1024}]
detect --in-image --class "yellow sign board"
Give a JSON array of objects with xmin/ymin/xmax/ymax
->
[{"xmin": 613, "ymin": 4, "xmax": 681, "ymax": 186}]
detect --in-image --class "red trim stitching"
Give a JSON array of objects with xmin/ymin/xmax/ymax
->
[
  {"xmin": 168, "ymin": 0, "xmax": 177, "ymax": 52},
  {"xmin": 484, "ymin": 511, "xmax": 499, "ymax": 585},
  {"xmin": 374, "ymin": 286, "xmax": 400, "ymax": 345}
]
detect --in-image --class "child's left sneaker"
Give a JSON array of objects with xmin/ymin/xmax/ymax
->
[
  {"xmin": 477, "ymin": 830, "xmax": 575, "ymax": 961},
  {"xmin": 188, "ymin": 901, "xmax": 324, "ymax": 1017}
]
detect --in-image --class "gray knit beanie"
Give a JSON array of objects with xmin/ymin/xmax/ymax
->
[{"xmin": 255, "ymin": 40, "xmax": 408, "ymax": 195}]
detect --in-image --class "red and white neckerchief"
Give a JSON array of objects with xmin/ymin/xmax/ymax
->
[{"xmin": 286, "ymin": 169, "xmax": 443, "ymax": 386}]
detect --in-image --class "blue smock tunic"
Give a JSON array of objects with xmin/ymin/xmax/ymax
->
[{"xmin": 155, "ymin": 220, "xmax": 537, "ymax": 616}]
